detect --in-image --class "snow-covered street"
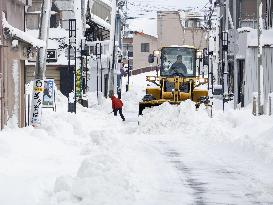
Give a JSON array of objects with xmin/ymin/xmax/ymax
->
[
  {"xmin": 1, "ymin": 72, "xmax": 273, "ymax": 205},
  {"xmin": 2, "ymin": 0, "xmax": 273, "ymax": 204}
]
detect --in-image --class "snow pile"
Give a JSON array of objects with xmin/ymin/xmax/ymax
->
[
  {"xmin": 138, "ymin": 100, "xmax": 210, "ymax": 134},
  {"xmin": 1, "ymin": 72, "xmax": 273, "ymax": 205},
  {"xmin": 51, "ymin": 154, "xmax": 136, "ymax": 205},
  {"xmin": 138, "ymin": 99, "xmax": 273, "ymax": 162}
]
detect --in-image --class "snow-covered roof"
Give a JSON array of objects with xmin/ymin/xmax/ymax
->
[
  {"xmin": 2, "ymin": 12, "xmax": 45, "ymax": 48},
  {"xmin": 91, "ymin": 13, "xmax": 111, "ymax": 30}
]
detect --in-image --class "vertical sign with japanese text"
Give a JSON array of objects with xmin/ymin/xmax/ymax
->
[{"xmin": 30, "ymin": 79, "xmax": 44, "ymax": 126}]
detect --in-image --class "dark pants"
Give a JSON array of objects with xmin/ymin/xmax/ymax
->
[{"xmin": 114, "ymin": 108, "xmax": 125, "ymax": 121}]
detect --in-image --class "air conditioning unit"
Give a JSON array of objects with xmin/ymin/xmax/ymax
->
[{"xmin": 46, "ymin": 49, "xmax": 57, "ymax": 62}]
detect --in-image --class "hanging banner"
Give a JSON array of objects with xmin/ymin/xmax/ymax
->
[{"xmin": 43, "ymin": 79, "xmax": 55, "ymax": 108}]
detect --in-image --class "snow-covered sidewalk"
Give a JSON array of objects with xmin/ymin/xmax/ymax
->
[{"xmin": 1, "ymin": 72, "xmax": 273, "ymax": 205}]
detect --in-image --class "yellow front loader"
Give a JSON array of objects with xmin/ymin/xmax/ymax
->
[{"xmin": 139, "ymin": 46, "xmax": 210, "ymax": 115}]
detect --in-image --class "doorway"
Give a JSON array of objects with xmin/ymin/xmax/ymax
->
[{"xmin": 237, "ymin": 60, "xmax": 245, "ymax": 107}]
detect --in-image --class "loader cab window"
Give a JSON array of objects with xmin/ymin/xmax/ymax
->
[{"xmin": 161, "ymin": 47, "xmax": 196, "ymax": 77}]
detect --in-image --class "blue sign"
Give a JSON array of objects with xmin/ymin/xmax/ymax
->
[{"xmin": 43, "ymin": 79, "xmax": 55, "ymax": 108}]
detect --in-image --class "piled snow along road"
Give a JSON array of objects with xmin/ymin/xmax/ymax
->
[
  {"xmin": 139, "ymin": 100, "xmax": 273, "ymax": 162},
  {"xmin": 0, "ymin": 72, "xmax": 273, "ymax": 204}
]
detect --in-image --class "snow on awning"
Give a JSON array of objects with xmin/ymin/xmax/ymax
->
[
  {"xmin": 90, "ymin": 13, "xmax": 111, "ymax": 31},
  {"xmin": 2, "ymin": 12, "xmax": 45, "ymax": 48}
]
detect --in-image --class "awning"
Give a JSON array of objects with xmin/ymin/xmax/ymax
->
[{"xmin": 2, "ymin": 12, "xmax": 45, "ymax": 48}]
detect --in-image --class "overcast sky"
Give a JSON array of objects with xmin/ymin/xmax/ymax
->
[{"xmin": 127, "ymin": 0, "xmax": 209, "ymax": 36}]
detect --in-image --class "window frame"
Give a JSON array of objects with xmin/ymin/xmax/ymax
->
[{"xmin": 141, "ymin": 43, "xmax": 150, "ymax": 53}]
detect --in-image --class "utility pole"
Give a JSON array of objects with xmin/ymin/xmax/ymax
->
[
  {"xmin": 257, "ymin": 0, "xmax": 264, "ymax": 115},
  {"xmin": 108, "ymin": 0, "xmax": 117, "ymax": 96},
  {"xmin": 30, "ymin": 0, "xmax": 52, "ymax": 126},
  {"xmin": 223, "ymin": 0, "xmax": 229, "ymax": 111}
]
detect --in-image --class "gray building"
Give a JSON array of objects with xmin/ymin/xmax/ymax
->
[{"xmin": 228, "ymin": 0, "xmax": 273, "ymax": 111}]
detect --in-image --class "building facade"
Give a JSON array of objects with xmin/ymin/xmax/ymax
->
[
  {"xmin": 229, "ymin": 0, "xmax": 273, "ymax": 110},
  {"xmin": 0, "ymin": 0, "xmax": 38, "ymax": 129},
  {"xmin": 25, "ymin": 0, "xmax": 114, "ymax": 99},
  {"xmin": 157, "ymin": 11, "xmax": 208, "ymax": 50},
  {"xmin": 132, "ymin": 32, "xmax": 158, "ymax": 70},
  {"xmin": 25, "ymin": 0, "xmax": 75, "ymax": 98}
]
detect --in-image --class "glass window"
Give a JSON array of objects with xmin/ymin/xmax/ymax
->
[
  {"xmin": 141, "ymin": 43, "xmax": 150, "ymax": 52},
  {"xmin": 161, "ymin": 47, "xmax": 196, "ymax": 77}
]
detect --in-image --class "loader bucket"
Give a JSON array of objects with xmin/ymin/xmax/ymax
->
[{"xmin": 139, "ymin": 102, "xmax": 163, "ymax": 115}]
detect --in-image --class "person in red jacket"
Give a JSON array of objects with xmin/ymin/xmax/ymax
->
[{"xmin": 109, "ymin": 90, "xmax": 125, "ymax": 121}]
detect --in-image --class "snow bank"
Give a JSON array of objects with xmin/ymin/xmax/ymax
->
[
  {"xmin": 1, "ymin": 71, "xmax": 273, "ymax": 205},
  {"xmin": 138, "ymin": 99, "xmax": 273, "ymax": 162},
  {"xmin": 52, "ymin": 154, "xmax": 135, "ymax": 205}
]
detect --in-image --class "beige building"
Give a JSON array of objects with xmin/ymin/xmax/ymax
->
[
  {"xmin": 132, "ymin": 32, "xmax": 158, "ymax": 70},
  {"xmin": 0, "ymin": 0, "xmax": 38, "ymax": 129},
  {"xmin": 157, "ymin": 11, "xmax": 208, "ymax": 50}
]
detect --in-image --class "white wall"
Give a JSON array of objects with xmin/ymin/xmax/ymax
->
[{"xmin": 244, "ymin": 47, "xmax": 273, "ymax": 112}]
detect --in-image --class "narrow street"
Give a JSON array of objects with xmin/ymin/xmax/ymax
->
[
  {"xmin": 1, "ymin": 0, "xmax": 273, "ymax": 204},
  {"xmin": 115, "ymin": 73, "xmax": 273, "ymax": 204}
]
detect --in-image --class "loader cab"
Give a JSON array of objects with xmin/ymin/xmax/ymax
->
[{"xmin": 160, "ymin": 47, "xmax": 197, "ymax": 78}]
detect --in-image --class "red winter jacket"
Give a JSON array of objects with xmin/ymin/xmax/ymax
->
[{"xmin": 111, "ymin": 96, "xmax": 123, "ymax": 109}]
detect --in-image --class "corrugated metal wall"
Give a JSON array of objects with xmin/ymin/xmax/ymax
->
[{"xmin": 244, "ymin": 47, "xmax": 273, "ymax": 112}]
